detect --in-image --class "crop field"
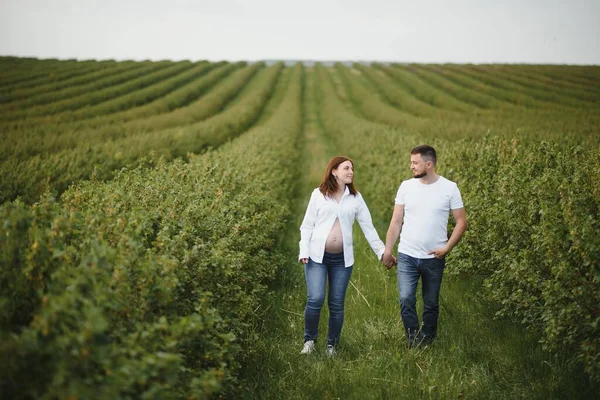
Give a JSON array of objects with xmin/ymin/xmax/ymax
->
[{"xmin": 1, "ymin": 56, "xmax": 599, "ymax": 399}]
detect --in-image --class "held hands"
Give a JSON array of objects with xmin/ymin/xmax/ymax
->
[{"xmin": 382, "ymin": 252, "xmax": 397, "ymax": 270}]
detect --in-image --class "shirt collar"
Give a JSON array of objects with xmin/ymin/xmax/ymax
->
[{"xmin": 324, "ymin": 185, "xmax": 351, "ymax": 200}]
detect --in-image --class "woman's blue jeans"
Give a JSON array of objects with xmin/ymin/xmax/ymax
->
[
  {"xmin": 304, "ymin": 252, "xmax": 353, "ymax": 347},
  {"xmin": 397, "ymin": 252, "xmax": 445, "ymax": 343}
]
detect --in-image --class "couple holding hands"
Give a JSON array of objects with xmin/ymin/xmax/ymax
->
[{"xmin": 298, "ymin": 145, "xmax": 468, "ymax": 356}]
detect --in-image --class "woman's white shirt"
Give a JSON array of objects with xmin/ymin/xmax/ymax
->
[{"xmin": 299, "ymin": 187, "xmax": 385, "ymax": 267}]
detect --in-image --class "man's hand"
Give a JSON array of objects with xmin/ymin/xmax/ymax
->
[
  {"xmin": 382, "ymin": 252, "xmax": 397, "ymax": 270},
  {"xmin": 384, "ymin": 204, "xmax": 404, "ymax": 270},
  {"xmin": 300, "ymin": 258, "xmax": 308, "ymax": 264},
  {"xmin": 428, "ymin": 247, "xmax": 450, "ymax": 259}
]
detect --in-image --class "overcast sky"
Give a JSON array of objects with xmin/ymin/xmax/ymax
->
[{"xmin": 1, "ymin": 0, "xmax": 599, "ymax": 65}]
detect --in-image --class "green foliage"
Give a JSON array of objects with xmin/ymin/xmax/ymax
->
[
  {"xmin": 446, "ymin": 140, "xmax": 600, "ymax": 380},
  {"xmin": 0, "ymin": 62, "xmax": 239, "ymax": 162},
  {"xmin": 374, "ymin": 63, "xmax": 475, "ymax": 112},
  {"xmin": 407, "ymin": 64, "xmax": 516, "ymax": 110},
  {"xmin": 0, "ymin": 58, "xmax": 112, "ymax": 96},
  {"xmin": 470, "ymin": 65, "xmax": 599, "ymax": 107},
  {"xmin": 1, "ymin": 61, "xmax": 179, "ymax": 121},
  {"xmin": 0, "ymin": 63, "xmax": 282, "ymax": 204},
  {"xmin": 0, "ymin": 62, "xmax": 304, "ymax": 398},
  {"xmin": 315, "ymin": 62, "xmax": 600, "ymax": 382},
  {"xmin": 354, "ymin": 62, "xmax": 454, "ymax": 118},
  {"xmin": 0, "ymin": 195, "xmax": 236, "ymax": 399},
  {"xmin": 1, "ymin": 55, "xmax": 599, "ymax": 396},
  {"xmin": 334, "ymin": 63, "xmax": 423, "ymax": 127},
  {"xmin": 0, "ymin": 60, "xmax": 141, "ymax": 109}
]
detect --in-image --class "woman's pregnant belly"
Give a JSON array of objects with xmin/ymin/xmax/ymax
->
[{"xmin": 325, "ymin": 218, "xmax": 343, "ymax": 254}]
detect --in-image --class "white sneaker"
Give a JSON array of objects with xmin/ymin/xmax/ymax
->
[
  {"xmin": 325, "ymin": 344, "xmax": 336, "ymax": 357},
  {"xmin": 300, "ymin": 340, "xmax": 315, "ymax": 354}
]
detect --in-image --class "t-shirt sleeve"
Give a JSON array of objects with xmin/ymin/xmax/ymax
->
[
  {"xmin": 394, "ymin": 182, "xmax": 406, "ymax": 205},
  {"xmin": 450, "ymin": 183, "xmax": 464, "ymax": 210}
]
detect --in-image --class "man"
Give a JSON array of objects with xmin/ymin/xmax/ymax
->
[{"xmin": 382, "ymin": 145, "xmax": 467, "ymax": 347}]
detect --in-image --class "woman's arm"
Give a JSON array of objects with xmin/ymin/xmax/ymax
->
[{"xmin": 299, "ymin": 190, "xmax": 318, "ymax": 262}]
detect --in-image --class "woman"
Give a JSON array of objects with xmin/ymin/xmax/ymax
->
[{"xmin": 298, "ymin": 156, "xmax": 388, "ymax": 356}]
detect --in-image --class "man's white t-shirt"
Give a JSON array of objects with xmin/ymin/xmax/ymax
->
[{"xmin": 395, "ymin": 176, "xmax": 464, "ymax": 259}]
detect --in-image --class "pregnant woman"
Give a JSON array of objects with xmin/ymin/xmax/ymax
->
[{"xmin": 298, "ymin": 156, "xmax": 390, "ymax": 356}]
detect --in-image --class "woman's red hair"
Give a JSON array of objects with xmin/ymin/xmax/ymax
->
[{"xmin": 319, "ymin": 156, "xmax": 357, "ymax": 197}]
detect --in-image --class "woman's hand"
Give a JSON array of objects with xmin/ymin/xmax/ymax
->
[{"xmin": 300, "ymin": 258, "xmax": 309, "ymax": 264}]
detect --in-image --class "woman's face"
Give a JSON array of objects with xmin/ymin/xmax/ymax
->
[{"xmin": 333, "ymin": 161, "xmax": 354, "ymax": 185}]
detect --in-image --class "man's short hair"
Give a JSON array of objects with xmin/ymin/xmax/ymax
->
[{"xmin": 411, "ymin": 145, "xmax": 437, "ymax": 165}]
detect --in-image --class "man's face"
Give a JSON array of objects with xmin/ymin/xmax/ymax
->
[{"xmin": 410, "ymin": 154, "xmax": 428, "ymax": 179}]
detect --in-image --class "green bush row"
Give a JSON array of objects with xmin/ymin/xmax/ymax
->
[
  {"xmin": 0, "ymin": 63, "xmax": 304, "ymax": 399},
  {"xmin": 0, "ymin": 61, "xmax": 141, "ymax": 107},
  {"xmin": 48, "ymin": 61, "xmax": 210, "ymax": 123},
  {"xmin": 3, "ymin": 61, "xmax": 186, "ymax": 120},
  {"xmin": 332, "ymin": 63, "xmax": 426, "ymax": 127},
  {"xmin": 328, "ymin": 64, "xmax": 496, "ymax": 142},
  {"xmin": 375, "ymin": 64, "xmax": 475, "ymax": 113},
  {"xmin": 0, "ymin": 59, "xmax": 105, "ymax": 93},
  {"xmin": 500, "ymin": 65, "xmax": 600, "ymax": 102},
  {"xmin": 540, "ymin": 67, "xmax": 600, "ymax": 87},
  {"xmin": 440, "ymin": 64, "xmax": 571, "ymax": 109},
  {"xmin": 510, "ymin": 64, "xmax": 600, "ymax": 86},
  {"xmin": 353, "ymin": 63, "xmax": 454, "ymax": 118},
  {"xmin": 0, "ymin": 63, "xmax": 282, "ymax": 204},
  {"xmin": 406, "ymin": 64, "xmax": 518, "ymax": 110},
  {"xmin": 0, "ymin": 62, "xmax": 240, "ymax": 162},
  {"xmin": 444, "ymin": 139, "xmax": 600, "ymax": 381},
  {"xmin": 423, "ymin": 64, "xmax": 562, "ymax": 109},
  {"xmin": 345, "ymin": 65, "xmax": 600, "ymax": 146},
  {"xmin": 468, "ymin": 65, "xmax": 598, "ymax": 107},
  {"xmin": 123, "ymin": 62, "xmax": 262, "ymax": 131},
  {"xmin": 79, "ymin": 61, "xmax": 235, "ymax": 128}
]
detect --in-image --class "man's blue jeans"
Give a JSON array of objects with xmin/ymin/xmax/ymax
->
[
  {"xmin": 304, "ymin": 252, "xmax": 353, "ymax": 347},
  {"xmin": 397, "ymin": 252, "xmax": 445, "ymax": 343}
]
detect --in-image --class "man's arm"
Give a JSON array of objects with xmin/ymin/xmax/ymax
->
[
  {"xmin": 382, "ymin": 204, "xmax": 404, "ymax": 268},
  {"xmin": 428, "ymin": 207, "xmax": 467, "ymax": 259}
]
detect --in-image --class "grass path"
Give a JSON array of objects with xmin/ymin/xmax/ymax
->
[{"xmin": 239, "ymin": 67, "xmax": 596, "ymax": 399}]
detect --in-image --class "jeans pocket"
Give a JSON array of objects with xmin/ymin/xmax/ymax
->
[{"xmin": 427, "ymin": 257, "xmax": 446, "ymax": 272}]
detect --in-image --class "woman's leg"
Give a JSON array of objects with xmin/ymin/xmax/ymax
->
[
  {"xmin": 325, "ymin": 252, "xmax": 353, "ymax": 347},
  {"xmin": 304, "ymin": 258, "xmax": 327, "ymax": 342}
]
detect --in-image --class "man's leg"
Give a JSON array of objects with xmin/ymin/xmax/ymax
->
[
  {"xmin": 421, "ymin": 257, "xmax": 445, "ymax": 344},
  {"xmin": 397, "ymin": 253, "xmax": 420, "ymax": 345}
]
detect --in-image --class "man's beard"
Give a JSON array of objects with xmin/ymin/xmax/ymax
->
[{"xmin": 413, "ymin": 171, "xmax": 427, "ymax": 179}]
